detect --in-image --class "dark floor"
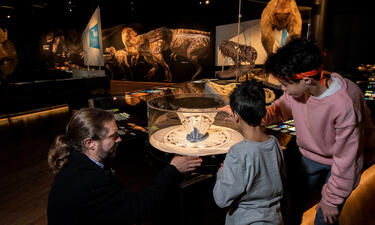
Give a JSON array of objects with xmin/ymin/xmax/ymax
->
[
  {"xmin": 0, "ymin": 107, "xmax": 227, "ymax": 225},
  {"xmin": 0, "ymin": 107, "xmax": 70, "ymax": 225}
]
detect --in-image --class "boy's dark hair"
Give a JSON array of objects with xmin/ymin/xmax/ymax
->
[
  {"xmin": 264, "ymin": 38, "xmax": 323, "ymax": 81},
  {"xmin": 229, "ymin": 80, "xmax": 266, "ymax": 126}
]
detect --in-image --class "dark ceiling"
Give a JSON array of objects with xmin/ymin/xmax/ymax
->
[
  {"xmin": 1, "ymin": 0, "xmax": 316, "ymax": 32},
  {"xmin": 1, "ymin": 0, "xmax": 373, "ymax": 74}
]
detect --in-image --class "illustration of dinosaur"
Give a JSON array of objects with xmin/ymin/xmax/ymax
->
[
  {"xmin": 260, "ymin": 0, "xmax": 302, "ymax": 56},
  {"xmin": 121, "ymin": 27, "xmax": 210, "ymax": 82},
  {"xmin": 217, "ymin": 40, "xmax": 257, "ymax": 79},
  {"xmin": 0, "ymin": 27, "xmax": 18, "ymax": 80},
  {"xmin": 104, "ymin": 46, "xmax": 134, "ymax": 80}
]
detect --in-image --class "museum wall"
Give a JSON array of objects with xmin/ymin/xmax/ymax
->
[
  {"xmin": 1, "ymin": 0, "xmax": 218, "ymax": 83},
  {"xmin": 323, "ymin": 0, "xmax": 374, "ymax": 73},
  {"xmin": 1, "ymin": 0, "xmax": 373, "ymax": 84}
]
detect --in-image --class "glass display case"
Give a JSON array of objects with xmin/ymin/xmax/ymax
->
[{"xmin": 147, "ymin": 93, "xmax": 244, "ymax": 156}]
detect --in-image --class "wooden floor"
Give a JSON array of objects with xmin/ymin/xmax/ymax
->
[
  {"xmin": 0, "ymin": 107, "xmax": 70, "ymax": 225},
  {"xmin": 0, "ymin": 107, "xmax": 374, "ymax": 225}
]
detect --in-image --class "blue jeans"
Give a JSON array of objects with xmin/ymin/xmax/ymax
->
[
  {"xmin": 283, "ymin": 146, "xmax": 344, "ymax": 225},
  {"xmin": 300, "ymin": 155, "xmax": 342, "ymax": 225}
]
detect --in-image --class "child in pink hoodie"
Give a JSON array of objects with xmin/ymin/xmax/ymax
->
[{"xmin": 262, "ymin": 38, "xmax": 375, "ymax": 225}]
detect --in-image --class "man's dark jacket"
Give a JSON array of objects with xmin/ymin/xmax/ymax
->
[{"xmin": 47, "ymin": 150, "xmax": 181, "ymax": 225}]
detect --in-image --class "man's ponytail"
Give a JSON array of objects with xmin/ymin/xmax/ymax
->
[{"xmin": 48, "ymin": 135, "xmax": 72, "ymax": 174}]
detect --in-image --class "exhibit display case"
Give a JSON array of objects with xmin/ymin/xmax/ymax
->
[{"xmin": 147, "ymin": 93, "xmax": 243, "ymax": 156}]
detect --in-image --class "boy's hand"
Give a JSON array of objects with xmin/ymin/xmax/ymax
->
[
  {"xmin": 218, "ymin": 162, "xmax": 224, "ymax": 172},
  {"xmin": 316, "ymin": 201, "xmax": 339, "ymax": 224},
  {"xmin": 217, "ymin": 105, "xmax": 235, "ymax": 121},
  {"xmin": 217, "ymin": 105, "xmax": 232, "ymax": 115}
]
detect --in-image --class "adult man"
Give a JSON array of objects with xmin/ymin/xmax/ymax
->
[{"xmin": 47, "ymin": 107, "xmax": 202, "ymax": 225}]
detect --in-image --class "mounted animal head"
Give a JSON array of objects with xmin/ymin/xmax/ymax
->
[
  {"xmin": 260, "ymin": 0, "xmax": 302, "ymax": 55},
  {"xmin": 219, "ymin": 40, "xmax": 257, "ymax": 64},
  {"xmin": 270, "ymin": 0, "xmax": 301, "ymax": 31}
]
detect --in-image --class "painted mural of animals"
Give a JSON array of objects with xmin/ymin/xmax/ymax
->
[
  {"xmin": 104, "ymin": 46, "xmax": 134, "ymax": 80},
  {"xmin": 168, "ymin": 29, "xmax": 210, "ymax": 80},
  {"xmin": 260, "ymin": 0, "xmax": 302, "ymax": 56},
  {"xmin": 121, "ymin": 27, "xmax": 210, "ymax": 82},
  {"xmin": 51, "ymin": 29, "xmax": 82, "ymax": 59},
  {"xmin": 0, "ymin": 27, "xmax": 18, "ymax": 80}
]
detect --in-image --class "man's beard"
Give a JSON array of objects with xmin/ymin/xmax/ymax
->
[
  {"xmin": 107, "ymin": 142, "xmax": 119, "ymax": 158},
  {"xmin": 98, "ymin": 142, "xmax": 119, "ymax": 160}
]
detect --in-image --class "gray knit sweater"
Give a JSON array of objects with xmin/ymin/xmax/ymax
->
[{"xmin": 213, "ymin": 136, "xmax": 284, "ymax": 225}]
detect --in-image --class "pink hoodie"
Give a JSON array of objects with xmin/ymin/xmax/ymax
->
[{"xmin": 262, "ymin": 73, "xmax": 375, "ymax": 207}]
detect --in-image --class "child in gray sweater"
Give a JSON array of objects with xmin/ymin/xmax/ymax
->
[{"xmin": 213, "ymin": 80, "xmax": 285, "ymax": 225}]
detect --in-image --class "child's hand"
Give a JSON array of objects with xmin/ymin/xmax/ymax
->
[
  {"xmin": 217, "ymin": 105, "xmax": 235, "ymax": 121},
  {"xmin": 217, "ymin": 105, "xmax": 232, "ymax": 114},
  {"xmin": 218, "ymin": 162, "xmax": 224, "ymax": 172}
]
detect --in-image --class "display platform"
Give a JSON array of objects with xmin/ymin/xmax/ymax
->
[{"xmin": 149, "ymin": 125, "xmax": 243, "ymax": 156}]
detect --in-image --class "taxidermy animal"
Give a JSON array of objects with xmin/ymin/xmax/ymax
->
[
  {"xmin": 121, "ymin": 27, "xmax": 210, "ymax": 82},
  {"xmin": 0, "ymin": 27, "xmax": 18, "ymax": 80},
  {"xmin": 217, "ymin": 40, "xmax": 257, "ymax": 79},
  {"xmin": 260, "ymin": 0, "xmax": 302, "ymax": 56}
]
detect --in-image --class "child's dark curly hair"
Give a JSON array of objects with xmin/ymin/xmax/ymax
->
[
  {"xmin": 229, "ymin": 80, "xmax": 266, "ymax": 126},
  {"xmin": 264, "ymin": 38, "xmax": 322, "ymax": 81}
]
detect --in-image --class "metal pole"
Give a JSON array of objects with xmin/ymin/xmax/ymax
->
[
  {"xmin": 236, "ymin": 0, "xmax": 242, "ymax": 82},
  {"xmin": 311, "ymin": 0, "xmax": 327, "ymax": 48}
]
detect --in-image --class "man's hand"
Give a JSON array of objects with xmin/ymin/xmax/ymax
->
[
  {"xmin": 170, "ymin": 156, "xmax": 202, "ymax": 173},
  {"xmin": 316, "ymin": 201, "xmax": 339, "ymax": 224}
]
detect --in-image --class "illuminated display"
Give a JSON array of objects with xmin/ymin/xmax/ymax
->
[{"xmin": 265, "ymin": 119, "xmax": 296, "ymax": 135}]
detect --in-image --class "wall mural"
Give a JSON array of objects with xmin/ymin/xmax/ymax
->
[
  {"xmin": 39, "ymin": 25, "xmax": 211, "ymax": 82},
  {"xmin": 0, "ymin": 27, "xmax": 18, "ymax": 81},
  {"xmin": 105, "ymin": 26, "xmax": 211, "ymax": 82},
  {"xmin": 40, "ymin": 28, "xmax": 84, "ymax": 72}
]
